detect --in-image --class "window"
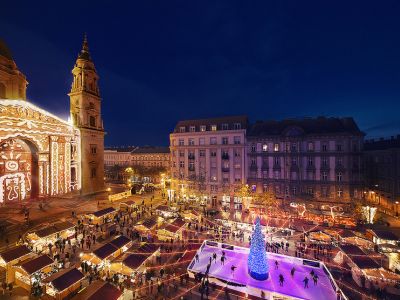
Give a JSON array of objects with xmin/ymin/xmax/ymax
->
[
  {"xmin": 322, "ymin": 144, "xmax": 328, "ymax": 152},
  {"xmin": 234, "ymin": 149, "xmax": 241, "ymax": 157},
  {"xmin": 337, "ymin": 172, "xmax": 342, "ymax": 182},
  {"xmin": 188, "ymin": 139, "xmax": 195, "ymax": 146},
  {"xmin": 308, "ymin": 157, "xmax": 313, "ymax": 166},
  {"xmin": 337, "ymin": 157, "xmax": 343, "ymax": 166},
  {"xmin": 337, "ymin": 187, "xmax": 343, "ymax": 198},
  {"xmin": 222, "ymin": 137, "xmax": 228, "ymax": 145},
  {"xmin": 199, "ymin": 138, "xmax": 205, "ymax": 145},
  {"xmin": 210, "ymin": 150, "xmax": 217, "ymax": 157},
  {"xmin": 189, "ymin": 126, "xmax": 195, "ymax": 132},
  {"xmin": 200, "ymin": 125, "xmax": 206, "ymax": 132},
  {"xmin": 222, "ymin": 123, "xmax": 229, "ymax": 130},
  {"xmin": 291, "ymin": 144, "xmax": 297, "ymax": 152},
  {"xmin": 251, "ymin": 158, "xmax": 256, "ymax": 166},
  {"xmin": 336, "ymin": 144, "xmax": 343, "ymax": 152},
  {"xmin": 234, "ymin": 123, "xmax": 241, "ymax": 130},
  {"xmin": 179, "ymin": 126, "xmax": 185, "ymax": 133},
  {"xmin": 274, "ymin": 171, "xmax": 280, "ymax": 179},
  {"xmin": 199, "ymin": 150, "xmax": 205, "ymax": 157},
  {"xmin": 251, "ymin": 144, "xmax": 256, "ymax": 152},
  {"xmin": 322, "ymin": 171, "xmax": 327, "ymax": 181},
  {"xmin": 89, "ymin": 102, "xmax": 95, "ymax": 109},
  {"xmin": 274, "ymin": 143, "xmax": 279, "ymax": 152},
  {"xmin": 178, "ymin": 139, "xmax": 184, "ymax": 146},
  {"xmin": 274, "ymin": 157, "xmax": 280, "ymax": 166},
  {"xmin": 322, "ymin": 157, "xmax": 328, "ymax": 167},
  {"xmin": 234, "ymin": 136, "xmax": 241, "ymax": 144},
  {"xmin": 89, "ymin": 116, "xmax": 96, "ymax": 127},
  {"xmin": 188, "ymin": 162, "xmax": 195, "ymax": 171},
  {"xmin": 211, "ymin": 125, "xmax": 217, "ymax": 131},
  {"xmin": 91, "ymin": 168, "xmax": 97, "ymax": 178},
  {"xmin": 90, "ymin": 144, "xmax": 97, "ymax": 154},
  {"xmin": 291, "ymin": 158, "xmax": 297, "ymax": 165},
  {"xmin": 179, "ymin": 151, "xmax": 184, "ymax": 157},
  {"xmin": 321, "ymin": 187, "xmax": 328, "ymax": 197},
  {"xmin": 179, "ymin": 161, "xmax": 185, "ymax": 168},
  {"xmin": 307, "ymin": 187, "xmax": 314, "ymax": 196},
  {"xmin": 210, "ymin": 137, "xmax": 217, "ymax": 145},
  {"xmin": 292, "ymin": 186, "xmax": 297, "ymax": 195},
  {"xmin": 307, "ymin": 142, "xmax": 314, "ymax": 152},
  {"xmin": 262, "ymin": 144, "xmax": 268, "ymax": 152}
]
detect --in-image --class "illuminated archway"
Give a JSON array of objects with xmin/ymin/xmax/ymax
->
[{"xmin": 0, "ymin": 138, "xmax": 39, "ymax": 203}]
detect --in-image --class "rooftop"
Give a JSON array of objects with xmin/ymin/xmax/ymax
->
[
  {"xmin": 0, "ymin": 245, "xmax": 31, "ymax": 263},
  {"xmin": 46, "ymin": 268, "xmax": 84, "ymax": 292},
  {"xmin": 91, "ymin": 207, "xmax": 116, "ymax": 218},
  {"xmin": 93, "ymin": 243, "xmax": 118, "ymax": 260},
  {"xmin": 71, "ymin": 281, "xmax": 121, "ymax": 300},
  {"xmin": 174, "ymin": 115, "xmax": 248, "ymax": 133},
  {"xmin": 110, "ymin": 235, "xmax": 131, "ymax": 249},
  {"xmin": 370, "ymin": 229, "xmax": 399, "ymax": 241},
  {"xmin": 364, "ymin": 135, "xmax": 400, "ymax": 151},
  {"xmin": 131, "ymin": 146, "xmax": 170, "ymax": 154},
  {"xmin": 18, "ymin": 254, "xmax": 54, "ymax": 275},
  {"xmin": 248, "ymin": 116, "xmax": 363, "ymax": 137}
]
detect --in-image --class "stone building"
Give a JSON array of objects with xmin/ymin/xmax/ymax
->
[
  {"xmin": 170, "ymin": 116, "xmax": 247, "ymax": 207},
  {"xmin": 364, "ymin": 136, "xmax": 400, "ymax": 216},
  {"xmin": 0, "ymin": 36, "xmax": 105, "ymax": 204},
  {"xmin": 104, "ymin": 147, "xmax": 135, "ymax": 167},
  {"xmin": 131, "ymin": 146, "xmax": 170, "ymax": 168},
  {"xmin": 69, "ymin": 35, "xmax": 105, "ymax": 195},
  {"xmin": 247, "ymin": 117, "xmax": 364, "ymax": 212}
]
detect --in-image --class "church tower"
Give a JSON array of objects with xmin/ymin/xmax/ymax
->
[{"xmin": 68, "ymin": 35, "xmax": 105, "ymax": 195}]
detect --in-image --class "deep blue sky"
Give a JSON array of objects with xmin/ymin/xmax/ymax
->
[{"xmin": 1, "ymin": 1, "xmax": 400, "ymax": 146}]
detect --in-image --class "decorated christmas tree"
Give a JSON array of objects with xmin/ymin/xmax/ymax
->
[{"xmin": 248, "ymin": 216, "xmax": 269, "ymax": 280}]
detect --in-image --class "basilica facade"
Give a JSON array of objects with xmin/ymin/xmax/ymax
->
[{"xmin": 0, "ymin": 36, "xmax": 104, "ymax": 204}]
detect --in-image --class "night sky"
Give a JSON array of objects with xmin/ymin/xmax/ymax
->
[{"xmin": 1, "ymin": 1, "xmax": 400, "ymax": 146}]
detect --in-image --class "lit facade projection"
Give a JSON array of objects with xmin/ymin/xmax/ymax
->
[{"xmin": 0, "ymin": 37, "xmax": 104, "ymax": 204}]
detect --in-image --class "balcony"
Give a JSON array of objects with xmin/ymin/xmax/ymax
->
[
  {"xmin": 188, "ymin": 155, "xmax": 195, "ymax": 160},
  {"xmin": 221, "ymin": 154, "xmax": 230, "ymax": 160}
]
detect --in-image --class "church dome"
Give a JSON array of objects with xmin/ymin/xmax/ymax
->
[{"xmin": 0, "ymin": 39, "xmax": 13, "ymax": 60}]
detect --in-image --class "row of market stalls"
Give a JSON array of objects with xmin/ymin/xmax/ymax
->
[
  {"xmin": 0, "ymin": 245, "xmax": 84, "ymax": 299},
  {"xmin": 334, "ymin": 244, "xmax": 400, "ymax": 295},
  {"xmin": 26, "ymin": 221, "xmax": 75, "ymax": 252}
]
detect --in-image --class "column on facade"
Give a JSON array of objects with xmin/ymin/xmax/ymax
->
[
  {"xmin": 50, "ymin": 136, "xmax": 59, "ymax": 196},
  {"xmin": 64, "ymin": 137, "xmax": 71, "ymax": 193}
]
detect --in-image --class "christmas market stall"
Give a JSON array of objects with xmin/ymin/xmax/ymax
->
[
  {"xmin": 182, "ymin": 209, "xmax": 201, "ymax": 222},
  {"xmin": 0, "ymin": 245, "xmax": 33, "ymax": 283},
  {"xmin": 307, "ymin": 230, "xmax": 333, "ymax": 244},
  {"xmin": 26, "ymin": 221, "xmax": 75, "ymax": 251},
  {"xmin": 43, "ymin": 267, "xmax": 84, "ymax": 300},
  {"xmin": 81, "ymin": 243, "xmax": 119, "ymax": 269},
  {"xmin": 84, "ymin": 207, "xmax": 117, "ymax": 225},
  {"xmin": 366, "ymin": 229, "xmax": 399, "ymax": 247},
  {"xmin": 155, "ymin": 205, "xmax": 178, "ymax": 219},
  {"xmin": 71, "ymin": 280, "xmax": 122, "ymax": 300},
  {"xmin": 12, "ymin": 254, "xmax": 55, "ymax": 293},
  {"xmin": 109, "ymin": 243, "xmax": 160, "ymax": 276},
  {"xmin": 157, "ymin": 218, "xmax": 186, "ymax": 241},
  {"xmin": 134, "ymin": 216, "xmax": 161, "ymax": 241},
  {"xmin": 119, "ymin": 200, "xmax": 138, "ymax": 213}
]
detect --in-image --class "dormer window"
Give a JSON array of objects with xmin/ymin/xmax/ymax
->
[
  {"xmin": 233, "ymin": 123, "xmax": 241, "ymax": 130},
  {"xmin": 222, "ymin": 123, "xmax": 229, "ymax": 130},
  {"xmin": 189, "ymin": 126, "xmax": 196, "ymax": 132},
  {"xmin": 179, "ymin": 126, "xmax": 185, "ymax": 133},
  {"xmin": 211, "ymin": 125, "xmax": 217, "ymax": 131},
  {"xmin": 200, "ymin": 125, "xmax": 206, "ymax": 132}
]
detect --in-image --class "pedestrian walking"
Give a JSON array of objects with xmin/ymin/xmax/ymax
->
[
  {"xmin": 291, "ymin": 267, "xmax": 296, "ymax": 277},
  {"xmin": 313, "ymin": 274, "xmax": 319, "ymax": 285},
  {"xmin": 195, "ymin": 254, "xmax": 199, "ymax": 262},
  {"xmin": 231, "ymin": 265, "xmax": 237, "ymax": 277},
  {"xmin": 275, "ymin": 260, "xmax": 279, "ymax": 269},
  {"xmin": 303, "ymin": 276, "xmax": 309, "ymax": 288},
  {"xmin": 279, "ymin": 274, "xmax": 284, "ymax": 286}
]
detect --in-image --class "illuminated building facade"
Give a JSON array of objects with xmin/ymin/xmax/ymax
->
[
  {"xmin": 131, "ymin": 146, "xmax": 170, "ymax": 168},
  {"xmin": 170, "ymin": 116, "xmax": 247, "ymax": 207},
  {"xmin": 364, "ymin": 136, "xmax": 400, "ymax": 216},
  {"xmin": 247, "ymin": 117, "xmax": 364, "ymax": 211},
  {"xmin": 0, "ymin": 36, "xmax": 104, "ymax": 204}
]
